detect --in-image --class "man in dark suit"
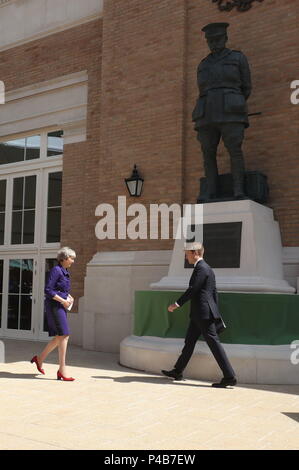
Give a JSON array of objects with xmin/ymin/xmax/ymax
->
[{"xmin": 162, "ymin": 243, "xmax": 237, "ymax": 388}]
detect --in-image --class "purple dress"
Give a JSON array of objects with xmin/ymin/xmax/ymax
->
[{"xmin": 44, "ymin": 264, "xmax": 71, "ymax": 336}]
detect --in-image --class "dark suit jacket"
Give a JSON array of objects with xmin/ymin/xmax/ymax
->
[{"xmin": 176, "ymin": 259, "xmax": 220, "ymax": 321}]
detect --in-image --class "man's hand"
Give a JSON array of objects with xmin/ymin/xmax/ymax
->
[{"xmin": 168, "ymin": 303, "xmax": 179, "ymax": 313}]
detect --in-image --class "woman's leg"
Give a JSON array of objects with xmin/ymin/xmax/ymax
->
[
  {"xmin": 57, "ymin": 335, "xmax": 70, "ymax": 376},
  {"xmin": 38, "ymin": 336, "xmax": 59, "ymax": 366}
]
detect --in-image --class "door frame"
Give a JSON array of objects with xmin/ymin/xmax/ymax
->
[
  {"xmin": 0, "ymin": 131, "xmax": 63, "ymax": 340},
  {"xmin": 0, "ymin": 253, "xmax": 38, "ymax": 340}
]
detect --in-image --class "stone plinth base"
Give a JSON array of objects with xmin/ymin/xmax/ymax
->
[{"xmin": 120, "ymin": 335, "xmax": 299, "ymax": 385}]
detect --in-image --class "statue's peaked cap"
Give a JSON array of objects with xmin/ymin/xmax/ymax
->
[{"xmin": 202, "ymin": 23, "xmax": 229, "ymax": 37}]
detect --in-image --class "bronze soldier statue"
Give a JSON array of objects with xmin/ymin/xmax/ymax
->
[{"xmin": 193, "ymin": 23, "xmax": 252, "ymax": 200}]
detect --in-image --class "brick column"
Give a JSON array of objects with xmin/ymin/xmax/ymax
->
[{"xmin": 97, "ymin": 0, "xmax": 187, "ymax": 252}]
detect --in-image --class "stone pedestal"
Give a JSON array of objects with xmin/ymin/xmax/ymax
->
[
  {"xmin": 151, "ymin": 200, "xmax": 295, "ymax": 294},
  {"xmin": 80, "ymin": 251, "xmax": 171, "ymax": 352},
  {"xmin": 120, "ymin": 336, "xmax": 299, "ymax": 385}
]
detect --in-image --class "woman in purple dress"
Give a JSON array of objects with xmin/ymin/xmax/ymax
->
[{"xmin": 31, "ymin": 247, "xmax": 76, "ymax": 381}]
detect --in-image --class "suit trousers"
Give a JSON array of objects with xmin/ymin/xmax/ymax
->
[{"xmin": 174, "ymin": 316, "xmax": 235, "ymax": 378}]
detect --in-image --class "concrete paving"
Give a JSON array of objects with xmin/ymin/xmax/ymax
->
[{"xmin": 0, "ymin": 338, "xmax": 298, "ymax": 450}]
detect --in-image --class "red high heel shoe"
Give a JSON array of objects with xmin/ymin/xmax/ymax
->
[
  {"xmin": 30, "ymin": 356, "xmax": 45, "ymax": 375},
  {"xmin": 57, "ymin": 370, "xmax": 75, "ymax": 381}
]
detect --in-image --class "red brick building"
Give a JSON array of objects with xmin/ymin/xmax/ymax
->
[{"xmin": 0, "ymin": 0, "xmax": 298, "ymax": 350}]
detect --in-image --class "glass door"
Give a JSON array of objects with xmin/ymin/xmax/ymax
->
[
  {"xmin": 37, "ymin": 255, "xmax": 57, "ymax": 341},
  {"xmin": 0, "ymin": 130, "xmax": 63, "ymax": 340},
  {"xmin": 1, "ymin": 256, "xmax": 37, "ymax": 339}
]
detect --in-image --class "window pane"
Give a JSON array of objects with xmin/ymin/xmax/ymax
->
[
  {"xmin": 0, "ymin": 139, "xmax": 25, "ymax": 165},
  {"xmin": 46, "ymin": 208, "xmax": 61, "ymax": 243},
  {"xmin": 24, "ymin": 175, "xmax": 36, "ymax": 210},
  {"xmin": 0, "ymin": 213, "xmax": 4, "ymax": 245},
  {"xmin": 23, "ymin": 210, "xmax": 35, "ymax": 244},
  {"xmin": 47, "ymin": 130, "xmax": 64, "ymax": 157},
  {"xmin": 8, "ymin": 260, "xmax": 33, "ymax": 331},
  {"xmin": 7, "ymin": 295, "xmax": 19, "ymax": 329},
  {"xmin": 21, "ymin": 258, "xmax": 33, "ymax": 291},
  {"xmin": 0, "ymin": 260, "xmax": 3, "ymax": 292},
  {"xmin": 25, "ymin": 136, "xmax": 40, "ymax": 161},
  {"xmin": 0, "ymin": 294, "xmax": 2, "ymax": 329},
  {"xmin": 11, "ymin": 211, "xmax": 22, "ymax": 245},
  {"xmin": 13, "ymin": 178, "xmax": 24, "ymax": 210},
  {"xmin": 0, "ymin": 135, "xmax": 42, "ymax": 165},
  {"xmin": 48, "ymin": 172, "xmax": 62, "ymax": 207},
  {"xmin": 9, "ymin": 260, "xmax": 21, "ymax": 293},
  {"xmin": 0, "ymin": 180, "xmax": 6, "ymax": 212},
  {"xmin": 12, "ymin": 176, "xmax": 36, "ymax": 244},
  {"xmin": 20, "ymin": 295, "xmax": 32, "ymax": 330}
]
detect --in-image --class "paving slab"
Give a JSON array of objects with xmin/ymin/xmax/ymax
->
[{"xmin": 0, "ymin": 339, "xmax": 298, "ymax": 450}]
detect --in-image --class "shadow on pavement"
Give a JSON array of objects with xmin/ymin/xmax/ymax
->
[
  {"xmin": 282, "ymin": 413, "xmax": 299, "ymax": 423},
  {"xmin": 1, "ymin": 338, "xmax": 299, "ymax": 396},
  {"xmin": 0, "ymin": 371, "xmax": 55, "ymax": 381},
  {"xmin": 92, "ymin": 375, "xmax": 211, "ymax": 388},
  {"xmin": 1, "ymin": 338, "xmax": 122, "ymax": 372}
]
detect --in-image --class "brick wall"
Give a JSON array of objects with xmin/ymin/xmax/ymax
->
[
  {"xmin": 0, "ymin": 0, "xmax": 298, "ymax": 306},
  {"xmin": 0, "ymin": 19, "xmax": 103, "ymax": 305},
  {"xmin": 97, "ymin": 0, "xmax": 298, "ymax": 250},
  {"xmin": 97, "ymin": 0, "xmax": 186, "ymax": 252},
  {"xmin": 184, "ymin": 0, "xmax": 299, "ymax": 246}
]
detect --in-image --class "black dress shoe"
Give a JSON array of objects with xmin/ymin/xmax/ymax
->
[
  {"xmin": 212, "ymin": 377, "xmax": 237, "ymax": 388},
  {"xmin": 161, "ymin": 369, "xmax": 183, "ymax": 381}
]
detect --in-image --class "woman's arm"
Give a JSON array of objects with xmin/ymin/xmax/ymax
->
[
  {"xmin": 45, "ymin": 267, "xmax": 71, "ymax": 308},
  {"xmin": 52, "ymin": 294, "xmax": 71, "ymax": 309}
]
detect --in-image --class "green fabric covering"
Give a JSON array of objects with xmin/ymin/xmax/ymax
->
[{"xmin": 134, "ymin": 291, "xmax": 299, "ymax": 345}]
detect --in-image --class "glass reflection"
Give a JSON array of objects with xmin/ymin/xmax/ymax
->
[
  {"xmin": 47, "ymin": 208, "xmax": 61, "ymax": 243},
  {"xmin": 47, "ymin": 131, "xmax": 64, "ymax": 157},
  {"xmin": 9, "ymin": 260, "xmax": 20, "ymax": 293},
  {"xmin": 0, "ymin": 136, "xmax": 40, "ymax": 165},
  {"xmin": 11, "ymin": 175, "xmax": 36, "ymax": 245},
  {"xmin": 0, "ymin": 139, "xmax": 25, "ymax": 165},
  {"xmin": 20, "ymin": 296, "xmax": 32, "ymax": 330},
  {"xmin": 25, "ymin": 136, "xmax": 40, "ymax": 160},
  {"xmin": 7, "ymin": 259, "xmax": 33, "ymax": 331},
  {"xmin": 0, "ymin": 180, "xmax": 6, "ymax": 212},
  {"xmin": 7, "ymin": 295, "xmax": 19, "ymax": 330}
]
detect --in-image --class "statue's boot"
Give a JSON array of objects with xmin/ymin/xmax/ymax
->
[
  {"xmin": 204, "ymin": 155, "xmax": 219, "ymax": 200},
  {"xmin": 233, "ymin": 173, "xmax": 246, "ymax": 199}
]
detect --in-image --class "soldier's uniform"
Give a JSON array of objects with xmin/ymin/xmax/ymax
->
[{"xmin": 193, "ymin": 23, "xmax": 252, "ymax": 198}]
